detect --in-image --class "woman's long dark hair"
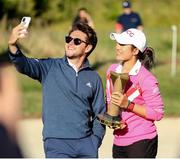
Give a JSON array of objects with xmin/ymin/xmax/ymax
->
[{"xmin": 137, "ymin": 47, "xmax": 155, "ymax": 70}]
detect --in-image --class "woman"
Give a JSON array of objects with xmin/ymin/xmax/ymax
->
[
  {"xmin": 106, "ymin": 28, "xmax": 164, "ymax": 158},
  {"xmin": 73, "ymin": 7, "xmax": 94, "ymax": 29}
]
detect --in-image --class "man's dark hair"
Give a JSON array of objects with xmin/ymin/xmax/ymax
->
[{"xmin": 69, "ymin": 22, "xmax": 97, "ymax": 56}]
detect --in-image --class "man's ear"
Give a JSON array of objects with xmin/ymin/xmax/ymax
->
[{"xmin": 85, "ymin": 44, "xmax": 92, "ymax": 54}]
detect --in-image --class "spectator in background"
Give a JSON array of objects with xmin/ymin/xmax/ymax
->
[
  {"xmin": 0, "ymin": 53, "xmax": 23, "ymax": 157},
  {"xmin": 73, "ymin": 7, "xmax": 95, "ymax": 29},
  {"xmin": 115, "ymin": 0, "xmax": 143, "ymax": 33},
  {"xmin": 107, "ymin": 28, "xmax": 164, "ymax": 158}
]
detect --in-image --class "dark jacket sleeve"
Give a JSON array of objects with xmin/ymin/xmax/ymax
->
[
  {"xmin": 8, "ymin": 48, "xmax": 52, "ymax": 83},
  {"xmin": 91, "ymin": 75, "xmax": 106, "ymax": 148}
]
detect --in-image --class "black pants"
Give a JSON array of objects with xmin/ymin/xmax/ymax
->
[
  {"xmin": 0, "ymin": 124, "xmax": 23, "ymax": 158},
  {"xmin": 113, "ymin": 136, "xmax": 158, "ymax": 158}
]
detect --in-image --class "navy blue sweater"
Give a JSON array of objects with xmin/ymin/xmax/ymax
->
[{"xmin": 9, "ymin": 49, "xmax": 106, "ymax": 144}]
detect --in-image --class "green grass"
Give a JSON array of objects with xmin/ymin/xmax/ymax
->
[
  {"xmin": 18, "ymin": 75, "xmax": 42, "ymax": 118},
  {"xmin": 154, "ymin": 65, "xmax": 180, "ymax": 116}
]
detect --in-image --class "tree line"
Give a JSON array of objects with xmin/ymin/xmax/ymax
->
[{"xmin": 0, "ymin": 0, "xmax": 85, "ymax": 27}]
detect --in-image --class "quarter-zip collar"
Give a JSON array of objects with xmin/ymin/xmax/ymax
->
[
  {"xmin": 63, "ymin": 56, "xmax": 91, "ymax": 72},
  {"xmin": 67, "ymin": 58, "xmax": 79, "ymax": 73}
]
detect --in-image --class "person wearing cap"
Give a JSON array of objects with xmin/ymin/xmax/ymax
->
[
  {"xmin": 116, "ymin": 0, "xmax": 143, "ymax": 33},
  {"xmin": 106, "ymin": 28, "xmax": 164, "ymax": 158}
]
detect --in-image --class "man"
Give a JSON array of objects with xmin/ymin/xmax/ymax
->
[
  {"xmin": 115, "ymin": 0, "xmax": 143, "ymax": 33},
  {"xmin": 8, "ymin": 22, "xmax": 106, "ymax": 158}
]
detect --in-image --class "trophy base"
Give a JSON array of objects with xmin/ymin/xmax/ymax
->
[{"xmin": 97, "ymin": 113, "xmax": 126, "ymax": 129}]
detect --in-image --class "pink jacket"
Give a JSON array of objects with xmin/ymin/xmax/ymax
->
[{"xmin": 106, "ymin": 61, "xmax": 164, "ymax": 146}]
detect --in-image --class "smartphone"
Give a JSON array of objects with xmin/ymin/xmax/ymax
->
[{"xmin": 21, "ymin": 17, "xmax": 31, "ymax": 28}]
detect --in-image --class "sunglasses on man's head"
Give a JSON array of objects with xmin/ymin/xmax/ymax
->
[{"xmin": 65, "ymin": 36, "xmax": 88, "ymax": 45}]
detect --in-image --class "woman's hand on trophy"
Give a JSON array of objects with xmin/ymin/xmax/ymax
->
[{"xmin": 110, "ymin": 92, "xmax": 129, "ymax": 109}]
